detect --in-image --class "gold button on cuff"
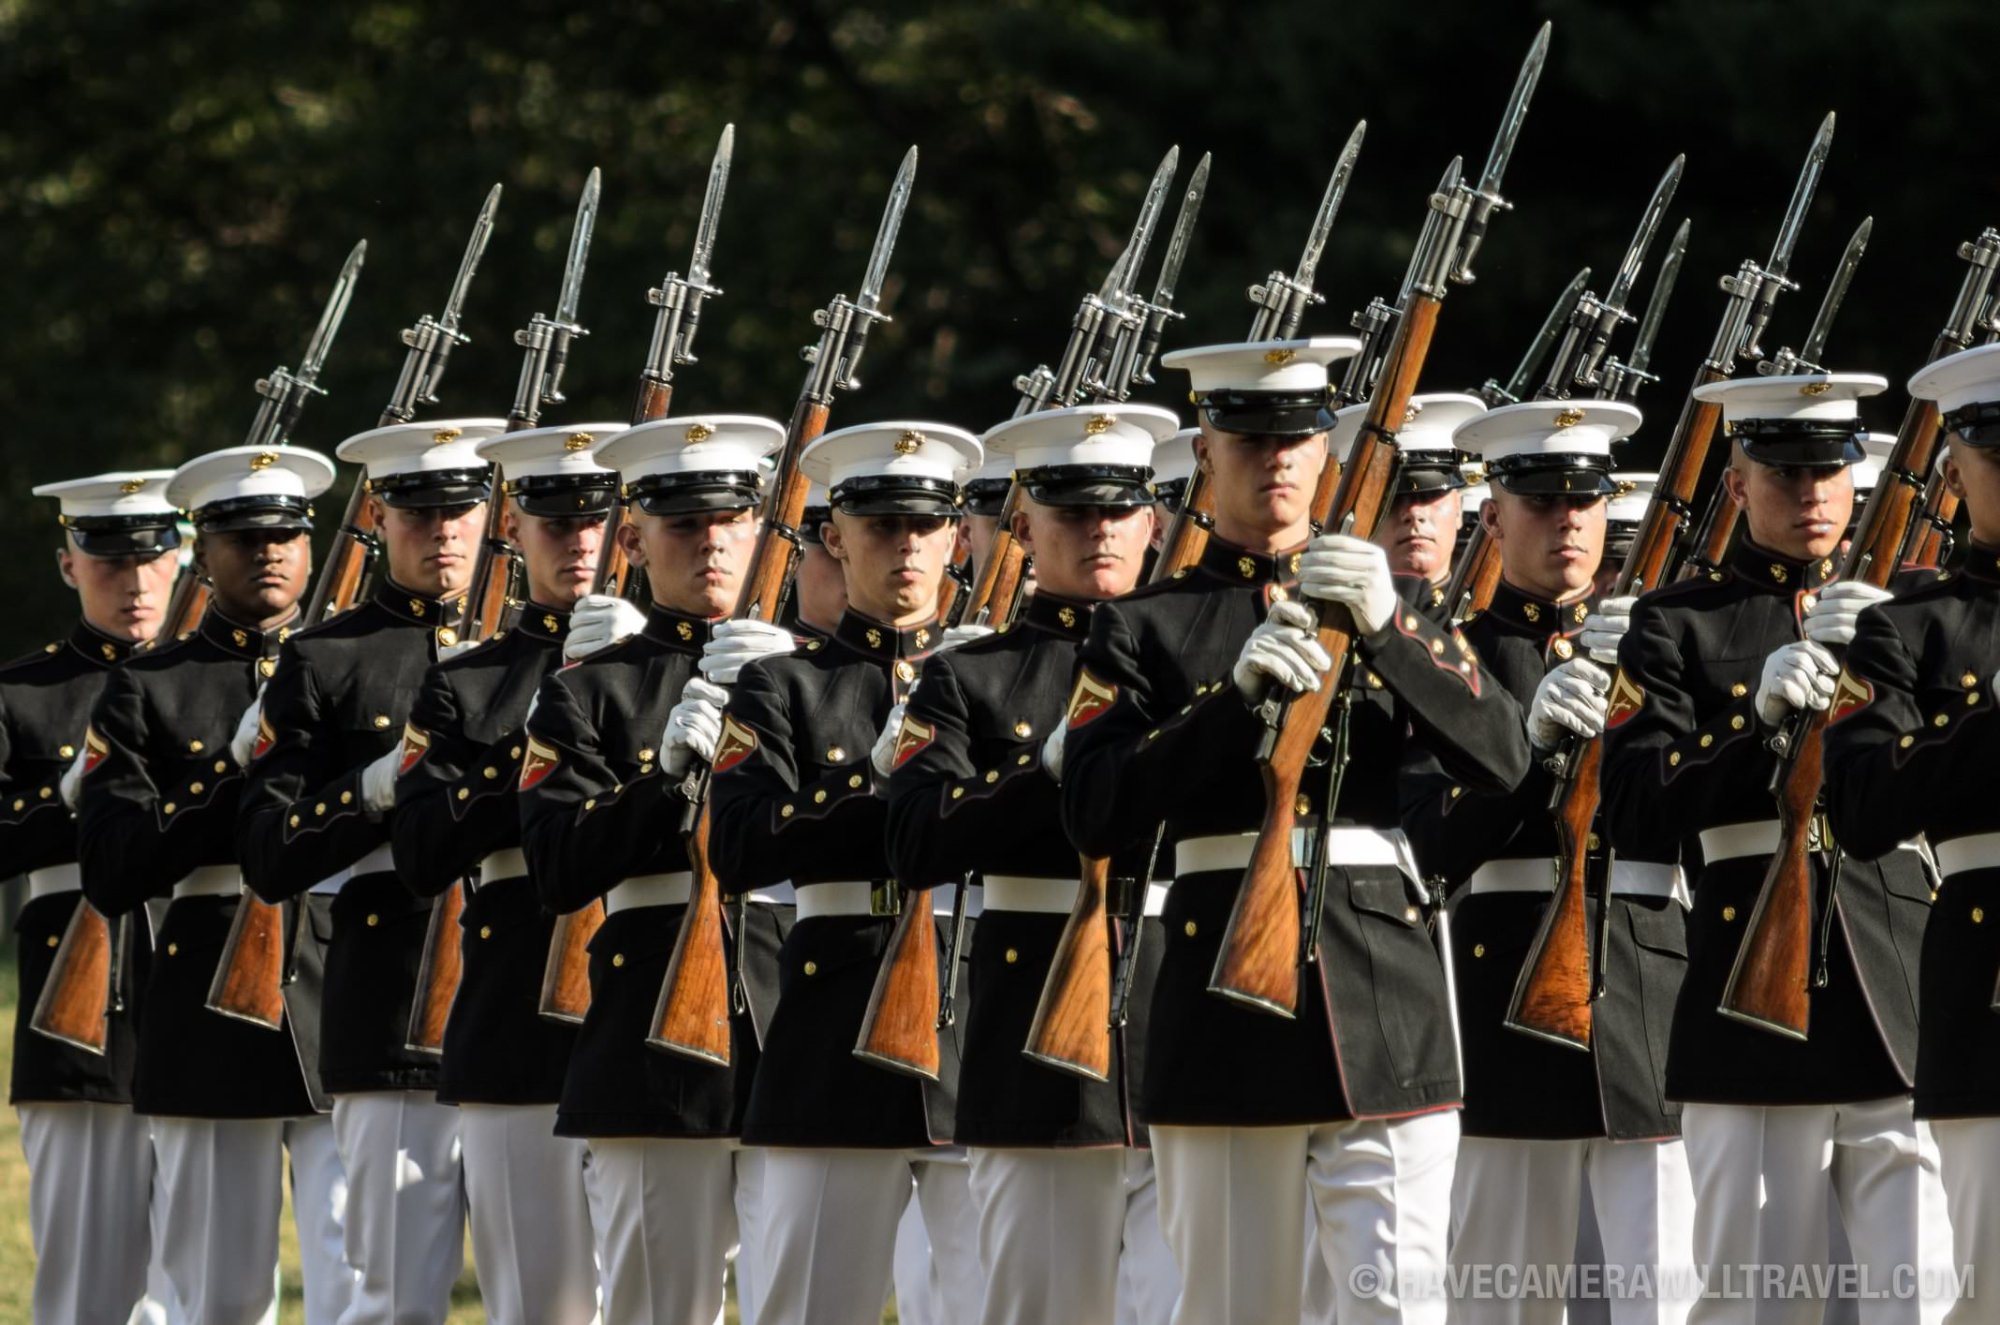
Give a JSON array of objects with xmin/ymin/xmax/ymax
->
[
  {"xmin": 456, "ymin": 789, "xmax": 469, "ymax": 801},
  {"xmin": 1016, "ymin": 755, "xmax": 1031, "ymax": 767},
  {"xmin": 1934, "ymin": 714, "xmax": 1949, "ymax": 728},
  {"xmin": 638, "ymin": 748, "xmax": 656, "ymax": 764},
  {"xmin": 340, "ymin": 791, "xmax": 353, "ymax": 805},
  {"xmin": 163, "ymin": 801, "xmax": 177, "ymax": 814},
  {"xmin": 1668, "ymin": 752, "xmax": 1681, "ymax": 767},
  {"xmin": 1721, "ymin": 906, "xmax": 1737, "ymax": 922},
  {"xmin": 1899, "ymin": 735, "xmax": 1915, "ymax": 748},
  {"xmin": 366, "ymin": 914, "xmax": 380, "ymax": 927},
  {"xmin": 612, "ymin": 953, "xmax": 626, "ymax": 967},
  {"xmin": 315, "ymin": 802, "xmax": 327, "ymax": 816},
  {"xmin": 479, "ymin": 926, "xmax": 492, "ymax": 940},
  {"xmin": 289, "ymin": 815, "xmax": 300, "ymax": 828},
  {"xmin": 780, "ymin": 804, "xmax": 795, "ymax": 817},
  {"xmin": 583, "ymin": 798, "xmax": 597, "ymax": 811},
  {"xmin": 1963, "ymin": 672, "xmax": 1979, "ymax": 688},
  {"xmin": 1731, "ymin": 715, "xmax": 1746, "ymax": 730},
  {"xmin": 189, "ymin": 781, "xmax": 204, "ymax": 795},
  {"xmin": 849, "ymin": 774, "xmax": 864, "ymax": 788},
  {"xmin": 11, "ymin": 799, "xmax": 23, "ymax": 811},
  {"xmin": 166, "ymin": 943, "xmax": 177, "ymax": 957},
  {"xmin": 482, "ymin": 767, "xmax": 498, "ymax": 779},
  {"xmin": 1004, "ymin": 948, "xmax": 1019, "ymax": 964},
  {"xmin": 37, "ymin": 787, "xmax": 50, "ymax": 800},
  {"xmin": 1184, "ymin": 921, "xmax": 1198, "ymax": 938},
  {"xmin": 813, "ymin": 790, "xmax": 828, "ymax": 804},
  {"xmin": 1699, "ymin": 734, "xmax": 1713, "ymax": 748},
  {"xmin": 950, "ymin": 788, "xmax": 965, "ymax": 800},
  {"xmin": 1472, "ymin": 944, "xmax": 1485, "ymax": 958},
  {"xmin": 983, "ymin": 771, "xmax": 999, "ymax": 784},
  {"xmin": 803, "ymin": 960, "xmax": 818, "ymax": 976}
]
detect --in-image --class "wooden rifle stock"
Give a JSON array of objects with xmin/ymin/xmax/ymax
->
[
  {"xmin": 854, "ymin": 889, "xmax": 945, "ymax": 1079},
  {"xmin": 1021, "ymin": 856, "xmax": 1114, "ymax": 1081},
  {"xmin": 1443, "ymin": 525, "xmax": 1501, "ymax": 623},
  {"xmin": 647, "ymin": 394, "xmax": 830, "ymax": 1063},
  {"xmin": 1908, "ymin": 468, "xmax": 1958, "ymax": 570},
  {"xmin": 1154, "ymin": 469, "xmax": 1214, "ymax": 574},
  {"xmin": 1720, "ymin": 395, "xmax": 1944, "ymax": 1037},
  {"xmin": 162, "ymin": 573, "xmax": 211, "ymax": 641},
  {"xmin": 1211, "ymin": 296, "xmax": 1442, "ymax": 1015},
  {"xmin": 1504, "ymin": 370, "xmax": 1728, "ymax": 1045},
  {"xmin": 961, "ymin": 484, "xmax": 1030, "ymax": 625},
  {"xmin": 206, "ymin": 897, "xmax": 289, "ymax": 1029},
  {"xmin": 405, "ymin": 884, "xmax": 467, "ymax": 1054},
  {"xmin": 304, "ymin": 478, "xmax": 381, "ymax": 626},
  {"xmin": 29, "ymin": 901, "xmax": 114, "ymax": 1053}
]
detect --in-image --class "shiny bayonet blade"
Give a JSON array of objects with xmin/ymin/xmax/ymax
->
[
  {"xmin": 1100, "ymin": 146, "xmax": 1179, "ymax": 304},
  {"xmin": 297, "ymin": 240, "xmax": 366, "ymax": 383},
  {"xmin": 1628, "ymin": 218, "xmax": 1689, "ymax": 378},
  {"xmin": 1149, "ymin": 151, "xmax": 1209, "ymax": 307},
  {"xmin": 554, "ymin": 167, "xmax": 602, "ymax": 327},
  {"xmin": 1398, "ymin": 156, "xmax": 1463, "ymax": 304},
  {"xmin": 440, "ymin": 185, "xmax": 502, "ymax": 337},
  {"xmin": 1294, "ymin": 120, "xmax": 1365, "ymax": 294},
  {"xmin": 858, "ymin": 146, "xmax": 919, "ymax": 314},
  {"xmin": 1768, "ymin": 112, "xmax": 1835, "ymax": 282},
  {"xmin": 1476, "ymin": 22, "xmax": 1551, "ymax": 195},
  {"xmin": 1504, "ymin": 266, "xmax": 1590, "ymax": 402},
  {"xmin": 1606, "ymin": 155, "xmax": 1683, "ymax": 315},
  {"xmin": 688, "ymin": 125, "xmax": 734, "ymax": 288},
  {"xmin": 1801, "ymin": 215, "xmax": 1872, "ymax": 368}
]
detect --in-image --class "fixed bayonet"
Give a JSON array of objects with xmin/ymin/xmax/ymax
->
[
  {"xmin": 1720, "ymin": 112, "xmax": 1835, "ymax": 366},
  {"xmin": 1605, "ymin": 217, "xmax": 1689, "ymax": 401},
  {"xmin": 1087, "ymin": 146, "xmax": 1180, "ymax": 401},
  {"xmin": 1479, "ymin": 266, "xmax": 1588, "ymax": 407},
  {"xmin": 510, "ymin": 168, "xmax": 603, "ymax": 427},
  {"xmin": 1562, "ymin": 155, "xmax": 1684, "ymax": 392},
  {"xmin": 802, "ymin": 145, "xmax": 919, "ymax": 402},
  {"xmin": 1249, "ymin": 120, "xmax": 1365, "ymax": 342},
  {"xmin": 1760, "ymin": 215, "xmax": 1871, "ymax": 376},
  {"xmin": 642, "ymin": 124, "xmax": 736, "ymax": 391},
  {"xmin": 1449, "ymin": 21, "xmax": 1551, "ymax": 284},
  {"xmin": 1339, "ymin": 156, "xmax": 1462, "ymax": 407},
  {"xmin": 382, "ymin": 184, "xmax": 500, "ymax": 426},
  {"xmin": 1124, "ymin": 150, "xmax": 1211, "ymax": 390},
  {"xmin": 244, "ymin": 239, "xmax": 366, "ymax": 449}
]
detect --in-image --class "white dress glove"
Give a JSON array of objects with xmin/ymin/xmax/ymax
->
[
  {"xmin": 1041, "ymin": 726, "xmax": 1065, "ymax": 783},
  {"xmin": 565, "ymin": 594, "xmax": 648, "ymax": 662},
  {"xmin": 58, "ymin": 746, "xmax": 87, "ymax": 810},
  {"xmin": 1580, "ymin": 596, "xmax": 1637, "ymax": 665},
  {"xmin": 1528, "ymin": 658, "xmax": 1612, "ymax": 749},
  {"xmin": 230, "ymin": 693, "xmax": 265, "ymax": 768},
  {"xmin": 699, "ymin": 619, "xmax": 797, "ymax": 685},
  {"xmin": 939, "ymin": 624, "xmax": 996, "ymax": 652},
  {"xmin": 1802, "ymin": 580, "xmax": 1894, "ymax": 647},
  {"xmin": 664, "ymin": 677, "xmax": 730, "ymax": 776},
  {"xmin": 1233, "ymin": 600, "xmax": 1333, "ymax": 702},
  {"xmin": 1756, "ymin": 640, "xmax": 1838, "ymax": 726},
  {"xmin": 871, "ymin": 701, "xmax": 909, "ymax": 779},
  {"xmin": 1298, "ymin": 533, "xmax": 1397, "ymax": 635},
  {"xmin": 360, "ymin": 747, "xmax": 400, "ymax": 813}
]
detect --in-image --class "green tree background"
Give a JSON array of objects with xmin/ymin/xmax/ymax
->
[{"xmin": 2, "ymin": 0, "xmax": 1994, "ymax": 654}]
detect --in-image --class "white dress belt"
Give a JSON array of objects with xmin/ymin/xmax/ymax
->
[
  {"xmin": 1175, "ymin": 827, "xmax": 1417, "ymax": 880},
  {"xmin": 1698, "ymin": 821, "xmax": 1782, "ymax": 863},
  {"xmin": 27, "ymin": 864, "xmax": 81, "ymax": 900},
  {"xmin": 479, "ymin": 848, "xmax": 529, "ymax": 884},
  {"xmin": 793, "ymin": 881, "xmax": 963, "ymax": 920},
  {"xmin": 171, "ymin": 866, "xmax": 240, "ymax": 900},
  {"xmin": 747, "ymin": 883, "xmax": 797, "ymax": 906},
  {"xmin": 980, "ymin": 875, "xmax": 1174, "ymax": 918},
  {"xmin": 605, "ymin": 873, "xmax": 693, "ymax": 914},
  {"xmin": 1609, "ymin": 857, "xmax": 1691, "ymax": 906},
  {"xmin": 1467, "ymin": 856, "xmax": 1689, "ymax": 906},
  {"xmin": 1935, "ymin": 832, "xmax": 2000, "ymax": 879}
]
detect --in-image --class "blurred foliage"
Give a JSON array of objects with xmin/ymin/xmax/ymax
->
[{"xmin": 1, "ymin": 0, "xmax": 1995, "ymax": 653}]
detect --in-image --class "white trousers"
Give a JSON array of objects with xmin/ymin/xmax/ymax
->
[
  {"xmin": 1926, "ymin": 1118, "xmax": 1997, "ymax": 1325},
  {"xmin": 894, "ymin": 1192, "xmax": 940, "ymax": 1325},
  {"xmin": 1153, "ymin": 1112, "xmax": 1459, "ymax": 1325},
  {"xmin": 152, "ymin": 1113, "xmax": 351, "ymax": 1325},
  {"xmin": 967, "ymin": 1148, "xmax": 1126, "ymax": 1325},
  {"xmin": 458, "ymin": 1104, "xmax": 594, "ymax": 1325},
  {"xmin": 18, "ymin": 1100, "xmax": 160, "ymax": 1324},
  {"xmin": 758, "ymin": 1148, "xmax": 985, "ymax": 1325},
  {"xmin": 733, "ymin": 1144, "xmax": 770, "ymax": 1325},
  {"xmin": 330, "ymin": 1091, "xmax": 464, "ymax": 1325},
  {"xmin": 1117, "ymin": 1151, "xmax": 1178, "ymax": 1325},
  {"xmin": 583, "ymin": 1135, "xmax": 765, "ymax": 1325},
  {"xmin": 1682, "ymin": 1099, "xmax": 1953, "ymax": 1325},
  {"xmin": 1448, "ymin": 1135, "xmax": 1696, "ymax": 1325}
]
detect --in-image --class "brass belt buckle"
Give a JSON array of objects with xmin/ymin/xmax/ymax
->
[
  {"xmin": 869, "ymin": 880, "xmax": 902, "ymax": 918},
  {"xmin": 1807, "ymin": 812, "xmax": 1836, "ymax": 854}
]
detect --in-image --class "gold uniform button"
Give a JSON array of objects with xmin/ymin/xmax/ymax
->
[
  {"xmin": 1963, "ymin": 672, "xmax": 1979, "ymax": 688},
  {"xmin": 1013, "ymin": 722, "xmax": 1031, "ymax": 739},
  {"xmin": 803, "ymin": 960, "xmax": 818, "ymax": 976},
  {"xmin": 1899, "ymin": 735, "xmax": 1915, "ymax": 749},
  {"xmin": 373, "ymin": 715, "xmax": 391, "ymax": 729},
  {"xmin": 1472, "ymin": 944, "xmax": 1485, "ymax": 959},
  {"xmin": 1016, "ymin": 755, "xmax": 1031, "ymax": 767},
  {"xmin": 1404, "ymin": 906, "xmax": 1419, "ymax": 923},
  {"xmin": 1721, "ymin": 906, "xmax": 1737, "ymax": 922},
  {"xmin": 162, "ymin": 802, "xmax": 177, "ymax": 814},
  {"xmin": 10, "ymin": 799, "xmax": 22, "ymax": 811},
  {"xmin": 457, "ymin": 789, "xmax": 470, "ymax": 801},
  {"xmin": 583, "ymin": 798, "xmax": 597, "ymax": 811},
  {"xmin": 1731, "ymin": 715, "xmax": 1746, "ymax": 730},
  {"xmin": 1004, "ymin": 948, "xmax": 1019, "ymax": 964},
  {"xmin": 1587, "ymin": 833, "xmax": 1601, "ymax": 851},
  {"xmin": 1973, "ymin": 908, "xmax": 1986, "ymax": 925},
  {"xmin": 190, "ymin": 740, "xmax": 205, "ymax": 753},
  {"xmin": 436, "ymin": 627, "xmax": 458, "ymax": 648},
  {"xmin": 1184, "ymin": 920, "xmax": 1198, "ymax": 938},
  {"xmin": 479, "ymin": 926, "xmax": 492, "ymax": 940},
  {"xmin": 1449, "ymin": 787, "xmax": 1462, "ymax": 799},
  {"xmin": 1934, "ymin": 714, "xmax": 1949, "ymax": 728},
  {"xmin": 37, "ymin": 787, "xmax": 50, "ymax": 800},
  {"xmin": 894, "ymin": 660, "xmax": 916, "ymax": 684},
  {"xmin": 813, "ymin": 790, "xmax": 828, "ymax": 804},
  {"xmin": 950, "ymin": 788, "xmax": 964, "ymax": 800},
  {"xmin": 638, "ymin": 748, "xmax": 656, "ymax": 764},
  {"xmin": 366, "ymin": 914, "xmax": 380, "ymax": 927},
  {"xmin": 289, "ymin": 815, "xmax": 300, "ymax": 828},
  {"xmin": 639, "ymin": 764, "xmax": 654, "ymax": 776},
  {"xmin": 1699, "ymin": 734, "xmax": 1713, "ymax": 748},
  {"xmin": 983, "ymin": 771, "xmax": 999, "ymax": 784},
  {"xmin": 1970, "ymin": 693, "xmax": 1982, "ymax": 706},
  {"xmin": 827, "ymin": 746, "xmax": 847, "ymax": 763},
  {"xmin": 612, "ymin": 953, "xmax": 626, "ymax": 967},
  {"xmin": 190, "ymin": 782, "xmax": 204, "ymax": 795},
  {"xmin": 58, "ymin": 744, "xmax": 74, "ymax": 759},
  {"xmin": 166, "ymin": 943, "xmax": 177, "ymax": 957},
  {"xmin": 1668, "ymin": 752, "xmax": 1682, "ymax": 766},
  {"xmin": 483, "ymin": 767, "xmax": 498, "ymax": 779},
  {"xmin": 510, "ymin": 747, "xmax": 522, "ymax": 760},
  {"xmin": 849, "ymin": 774, "xmax": 865, "ymax": 789},
  {"xmin": 1551, "ymin": 638, "xmax": 1574, "ymax": 660},
  {"xmin": 1731, "ymin": 683, "xmax": 1748, "ymax": 698},
  {"xmin": 314, "ymin": 803, "xmax": 326, "ymax": 816},
  {"xmin": 214, "ymin": 760, "xmax": 229, "ymax": 774},
  {"xmin": 780, "ymin": 804, "xmax": 795, "ymax": 817},
  {"xmin": 45, "ymin": 935, "xmax": 59, "ymax": 948},
  {"xmin": 340, "ymin": 791, "xmax": 353, "ymax": 805},
  {"xmin": 1295, "ymin": 794, "xmax": 1311, "ymax": 815}
]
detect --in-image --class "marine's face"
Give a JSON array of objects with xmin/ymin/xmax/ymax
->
[
  {"xmin": 508, "ymin": 507, "xmax": 609, "ymax": 608},
  {"xmin": 59, "ymin": 541, "xmax": 178, "ymax": 642},
  {"xmin": 1196, "ymin": 423, "xmax": 1326, "ymax": 547},
  {"xmin": 1013, "ymin": 500, "xmax": 1156, "ymax": 602},
  {"xmin": 1945, "ymin": 442, "xmax": 2000, "ymax": 548},
  {"xmin": 371, "ymin": 497, "xmax": 488, "ymax": 597},
  {"xmin": 792, "ymin": 537, "xmax": 849, "ymax": 634},
  {"xmin": 1483, "ymin": 489, "xmax": 1606, "ymax": 604},
  {"xmin": 1375, "ymin": 488, "xmax": 1461, "ymax": 582},
  {"xmin": 197, "ymin": 528, "xmax": 312, "ymax": 625},
  {"xmin": 824, "ymin": 511, "xmax": 958, "ymax": 626},
  {"xmin": 622, "ymin": 507, "xmax": 759, "ymax": 619},
  {"xmin": 1725, "ymin": 448, "xmax": 1853, "ymax": 561}
]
